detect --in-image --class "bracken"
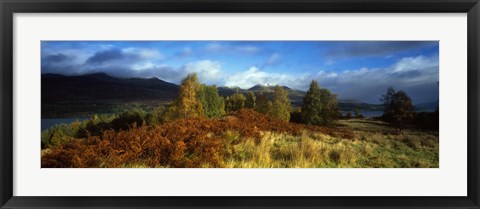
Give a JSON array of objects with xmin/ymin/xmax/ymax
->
[{"xmin": 41, "ymin": 109, "xmax": 354, "ymax": 168}]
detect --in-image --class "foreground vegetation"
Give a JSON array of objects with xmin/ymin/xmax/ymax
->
[{"xmin": 41, "ymin": 109, "xmax": 438, "ymax": 168}]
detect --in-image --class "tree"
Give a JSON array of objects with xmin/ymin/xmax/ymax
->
[
  {"xmin": 197, "ymin": 84, "xmax": 225, "ymax": 118},
  {"xmin": 345, "ymin": 112, "xmax": 352, "ymax": 118},
  {"xmin": 290, "ymin": 107, "xmax": 302, "ymax": 123},
  {"xmin": 301, "ymin": 80, "xmax": 339, "ymax": 125},
  {"xmin": 255, "ymin": 92, "xmax": 272, "ymax": 115},
  {"xmin": 319, "ymin": 88, "xmax": 339, "ymax": 123},
  {"xmin": 245, "ymin": 91, "xmax": 256, "ymax": 109},
  {"xmin": 165, "ymin": 73, "xmax": 204, "ymax": 121},
  {"xmin": 225, "ymin": 92, "xmax": 246, "ymax": 112},
  {"xmin": 354, "ymin": 107, "xmax": 361, "ymax": 118},
  {"xmin": 380, "ymin": 86, "xmax": 396, "ymax": 117},
  {"xmin": 270, "ymin": 85, "xmax": 292, "ymax": 121},
  {"xmin": 301, "ymin": 80, "xmax": 323, "ymax": 125},
  {"xmin": 381, "ymin": 87, "xmax": 415, "ymax": 127}
]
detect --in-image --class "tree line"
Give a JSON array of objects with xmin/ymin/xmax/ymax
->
[{"xmin": 159, "ymin": 73, "xmax": 340, "ymax": 126}]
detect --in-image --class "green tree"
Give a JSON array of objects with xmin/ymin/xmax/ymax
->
[
  {"xmin": 382, "ymin": 89, "xmax": 415, "ymax": 127},
  {"xmin": 270, "ymin": 85, "xmax": 292, "ymax": 121},
  {"xmin": 255, "ymin": 92, "xmax": 272, "ymax": 115},
  {"xmin": 301, "ymin": 80, "xmax": 339, "ymax": 125},
  {"xmin": 319, "ymin": 88, "xmax": 339, "ymax": 124},
  {"xmin": 165, "ymin": 73, "xmax": 204, "ymax": 120},
  {"xmin": 245, "ymin": 91, "xmax": 256, "ymax": 109},
  {"xmin": 197, "ymin": 84, "xmax": 225, "ymax": 118},
  {"xmin": 225, "ymin": 92, "xmax": 246, "ymax": 112}
]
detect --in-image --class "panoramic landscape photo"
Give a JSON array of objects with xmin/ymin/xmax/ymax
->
[{"xmin": 41, "ymin": 41, "xmax": 439, "ymax": 168}]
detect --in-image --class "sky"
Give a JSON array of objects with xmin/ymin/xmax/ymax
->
[{"xmin": 41, "ymin": 41, "xmax": 439, "ymax": 104}]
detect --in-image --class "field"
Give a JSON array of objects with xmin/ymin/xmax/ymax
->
[{"xmin": 41, "ymin": 109, "xmax": 438, "ymax": 168}]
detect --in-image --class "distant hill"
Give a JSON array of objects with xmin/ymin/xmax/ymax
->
[
  {"xmin": 42, "ymin": 73, "xmax": 179, "ymax": 103},
  {"xmin": 41, "ymin": 73, "xmax": 409, "ymax": 117},
  {"xmin": 414, "ymin": 101, "xmax": 439, "ymax": 111}
]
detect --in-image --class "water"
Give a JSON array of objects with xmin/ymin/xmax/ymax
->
[
  {"xmin": 341, "ymin": 109, "xmax": 436, "ymax": 118},
  {"xmin": 41, "ymin": 118, "xmax": 87, "ymax": 131}
]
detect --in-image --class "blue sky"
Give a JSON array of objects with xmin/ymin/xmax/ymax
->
[{"xmin": 41, "ymin": 41, "xmax": 439, "ymax": 104}]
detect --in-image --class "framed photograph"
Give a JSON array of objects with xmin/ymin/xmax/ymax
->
[{"xmin": 1, "ymin": 0, "xmax": 479, "ymax": 208}]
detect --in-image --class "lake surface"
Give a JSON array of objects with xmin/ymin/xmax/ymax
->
[
  {"xmin": 41, "ymin": 118, "xmax": 87, "ymax": 131},
  {"xmin": 341, "ymin": 109, "xmax": 436, "ymax": 118}
]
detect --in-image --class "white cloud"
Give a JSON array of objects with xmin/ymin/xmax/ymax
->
[
  {"xmin": 122, "ymin": 47, "xmax": 164, "ymax": 60},
  {"xmin": 392, "ymin": 55, "xmax": 438, "ymax": 73},
  {"xmin": 223, "ymin": 54, "xmax": 439, "ymax": 103},
  {"xmin": 131, "ymin": 62, "xmax": 156, "ymax": 71},
  {"xmin": 183, "ymin": 60, "xmax": 223, "ymax": 84},
  {"xmin": 224, "ymin": 66, "xmax": 308, "ymax": 89}
]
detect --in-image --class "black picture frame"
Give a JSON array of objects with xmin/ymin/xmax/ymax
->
[{"xmin": 1, "ymin": 0, "xmax": 479, "ymax": 208}]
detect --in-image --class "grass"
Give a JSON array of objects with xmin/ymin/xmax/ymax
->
[
  {"xmin": 223, "ymin": 118, "xmax": 438, "ymax": 168},
  {"xmin": 41, "ymin": 110, "xmax": 438, "ymax": 168},
  {"xmin": 223, "ymin": 122, "xmax": 438, "ymax": 168}
]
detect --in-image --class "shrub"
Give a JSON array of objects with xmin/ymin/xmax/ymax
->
[
  {"xmin": 110, "ymin": 108, "xmax": 147, "ymax": 131},
  {"xmin": 42, "ymin": 109, "xmax": 355, "ymax": 168},
  {"xmin": 41, "ymin": 123, "xmax": 76, "ymax": 148}
]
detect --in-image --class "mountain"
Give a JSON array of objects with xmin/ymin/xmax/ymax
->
[
  {"xmin": 42, "ymin": 73, "xmax": 390, "ymax": 117},
  {"xmin": 338, "ymin": 99, "xmax": 363, "ymax": 104},
  {"xmin": 42, "ymin": 73, "xmax": 179, "ymax": 103}
]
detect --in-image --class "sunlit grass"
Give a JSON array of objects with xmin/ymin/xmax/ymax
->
[{"xmin": 223, "ymin": 119, "xmax": 438, "ymax": 168}]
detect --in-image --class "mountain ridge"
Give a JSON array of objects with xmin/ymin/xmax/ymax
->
[{"xmin": 42, "ymin": 73, "xmax": 436, "ymax": 117}]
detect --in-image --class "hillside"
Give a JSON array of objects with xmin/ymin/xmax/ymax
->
[
  {"xmin": 42, "ymin": 73, "xmax": 179, "ymax": 102},
  {"xmin": 42, "ymin": 73, "xmax": 435, "ymax": 117}
]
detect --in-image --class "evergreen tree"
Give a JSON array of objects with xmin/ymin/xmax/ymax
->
[
  {"xmin": 245, "ymin": 91, "xmax": 256, "ymax": 109},
  {"xmin": 301, "ymin": 80, "xmax": 323, "ymax": 125},
  {"xmin": 319, "ymin": 88, "xmax": 339, "ymax": 123}
]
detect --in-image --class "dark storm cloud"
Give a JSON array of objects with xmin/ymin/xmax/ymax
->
[
  {"xmin": 89, "ymin": 65, "xmax": 185, "ymax": 82},
  {"xmin": 324, "ymin": 41, "xmax": 437, "ymax": 58},
  {"xmin": 86, "ymin": 49, "xmax": 125, "ymax": 65},
  {"xmin": 43, "ymin": 53, "xmax": 69, "ymax": 63},
  {"xmin": 390, "ymin": 70, "xmax": 422, "ymax": 79},
  {"xmin": 41, "ymin": 53, "xmax": 82, "ymax": 75}
]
